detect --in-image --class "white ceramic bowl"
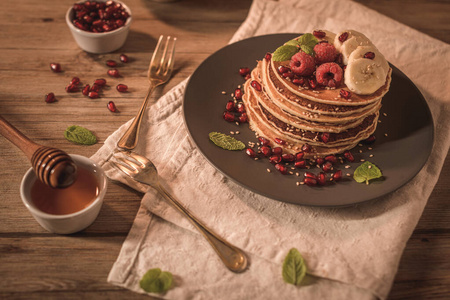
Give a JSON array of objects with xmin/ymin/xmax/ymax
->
[
  {"xmin": 20, "ymin": 155, "xmax": 107, "ymax": 234},
  {"xmin": 65, "ymin": 0, "xmax": 132, "ymax": 54}
]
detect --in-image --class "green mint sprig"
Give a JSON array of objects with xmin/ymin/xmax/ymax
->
[
  {"xmin": 353, "ymin": 161, "xmax": 383, "ymax": 185},
  {"xmin": 209, "ymin": 132, "xmax": 246, "ymax": 151},
  {"xmin": 282, "ymin": 248, "xmax": 307, "ymax": 286},
  {"xmin": 64, "ymin": 125, "xmax": 97, "ymax": 145},
  {"xmin": 272, "ymin": 33, "xmax": 319, "ymax": 61},
  {"xmin": 139, "ymin": 268, "xmax": 173, "ymax": 294}
]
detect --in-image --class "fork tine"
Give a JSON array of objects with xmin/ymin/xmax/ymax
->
[
  {"xmin": 126, "ymin": 151, "xmax": 152, "ymax": 166},
  {"xmin": 110, "ymin": 160, "xmax": 134, "ymax": 177},
  {"xmin": 114, "ymin": 156, "xmax": 141, "ymax": 173},
  {"xmin": 148, "ymin": 35, "xmax": 165, "ymax": 77},
  {"xmin": 163, "ymin": 37, "xmax": 176, "ymax": 76}
]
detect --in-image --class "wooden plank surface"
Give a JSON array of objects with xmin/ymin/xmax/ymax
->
[{"xmin": 0, "ymin": 0, "xmax": 448, "ymax": 299}]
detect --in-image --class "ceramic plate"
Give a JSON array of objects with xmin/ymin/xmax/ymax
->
[{"xmin": 183, "ymin": 34, "xmax": 434, "ymax": 206}]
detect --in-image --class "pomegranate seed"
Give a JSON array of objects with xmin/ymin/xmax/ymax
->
[
  {"xmin": 66, "ymin": 83, "xmax": 78, "ymax": 92},
  {"xmin": 282, "ymin": 153, "xmax": 295, "ymax": 162},
  {"xmin": 258, "ymin": 137, "xmax": 270, "ymax": 146},
  {"xmin": 45, "ymin": 92, "xmax": 56, "ymax": 103},
  {"xmin": 308, "ymin": 78, "xmax": 317, "ymax": 89},
  {"xmin": 245, "ymin": 148, "xmax": 257, "ymax": 158},
  {"xmin": 88, "ymin": 91, "xmax": 99, "ymax": 99},
  {"xmin": 275, "ymin": 163, "xmax": 288, "ymax": 175},
  {"xmin": 73, "ymin": 20, "xmax": 88, "ymax": 31},
  {"xmin": 234, "ymin": 88, "xmax": 243, "ymax": 100},
  {"xmin": 272, "ymin": 147, "xmax": 283, "ymax": 155},
  {"xmin": 292, "ymin": 78, "xmax": 305, "ymax": 85},
  {"xmin": 304, "ymin": 177, "xmax": 317, "ymax": 186},
  {"xmin": 344, "ymin": 151, "xmax": 355, "ymax": 162},
  {"xmin": 295, "ymin": 160, "xmax": 307, "ymax": 168},
  {"xmin": 363, "ymin": 135, "xmax": 376, "ymax": 144},
  {"xmin": 322, "ymin": 161, "xmax": 333, "ymax": 172},
  {"xmin": 94, "ymin": 78, "xmax": 107, "ymax": 86},
  {"xmin": 225, "ymin": 101, "xmax": 236, "ymax": 112},
  {"xmin": 120, "ymin": 54, "xmax": 129, "ymax": 63},
  {"xmin": 313, "ymin": 30, "xmax": 326, "ymax": 39},
  {"xmin": 338, "ymin": 32, "xmax": 349, "ymax": 43},
  {"xmin": 70, "ymin": 77, "xmax": 80, "ymax": 85},
  {"xmin": 260, "ymin": 146, "xmax": 272, "ymax": 157},
  {"xmin": 251, "ymin": 80, "xmax": 262, "ymax": 91},
  {"xmin": 106, "ymin": 60, "xmax": 117, "ymax": 67},
  {"xmin": 301, "ymin": 144, "xmax": 312, "ymax": 153},
  {"xmin": 90, "ymin": 84, "xmax": 101, "ymax": 92},
  {"xmin": 107, "ymin": 101, "xmax": 117, "ymax": 112},
  {"xmin": 325, "ymin": 155, "xmax": 337, "ymax": 164},
  {"xmin": 317, "ymin": 172, "xmax": 327, "ymax": 186},
  {"xmin": 340, "ymin": 89, "xmax": 352, "ymax": 99},
  {"xmin": 244, "ymin": 73, "xmax": 251, "ymax": 80},
  {"xmin": 107, "ymin": 68, "xmax": 120, "ymax": 77},
  {"xmin": 295, "ymin": 152, "xmax": 304, "ymax": 161},
  {"xmin": 364, "ymin": 52, "xmax": 375, "ymax": 59},
  {"xmin": 333, "ymin": 170, "xmax": 343, "ymax": 181},
  {"xmin": 50, "ymin": 63, "xmax": 61, "ymax": 72},
  {"xmin": 316, "ymin": 157, "xmax": 325, "ymax": 165},
  {"xmin": 238, "ymin": 113, "xmax": 248, "ymax": 123},
  {"xmin": 269, "ymin": 155, "xmax": 282, "ymax": 164},
  {"xmin": 223, "ymin": 111, "xmax": 235, "ymax": 122},
  {"xmin": 82, "ymin": 84, "xmax": 90, "ymax": 96},
  {"xmin": 239, "ymin": 67, "xmax": 250, "ymax": 77},
  {"xmin": 236, "ymin": 103, "xmax": 246, "ymax": 113},
  {"xmin": 264, "ymin": 52, "xmax": 272, "ymax": 61},
  {"xmin": 282, "ymin": 72, "xmax": 294, "ymax": 79},
  {"xmin": 278, "ymin": 66, "xmax": 290, "ymax": 74},
  {"xmin": 321, "ymin": 132, "xmax": 330, "ymax": 144},
  {"xmin": 274, "ymin": 138, "xmax": 286, "ymax": 145},
  {"xmin": 116, "ymin": 84, "xmax": 128, "ymax": 92},
  {"xmin": 304, "ymin": 172, "xmax": 317, "ymax": 179}
]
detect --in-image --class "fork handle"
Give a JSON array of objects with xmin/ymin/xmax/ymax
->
[
  {"xmin": 117, "ymin": 85, "xmax": 156, "ymax": 150},
  {"xmin": 156, "ymin": 184, "xmax": 248, "ymax": 273}
]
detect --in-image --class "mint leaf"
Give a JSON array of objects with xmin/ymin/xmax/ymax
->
[
  {"xmin": 297, "ymin": 33, "xmax": 319, "ymax": 50},
  {"xmin": 209, "ymin": 132, "xmax": 245, "ymax": 151},
  {"xmin": 140, "ymin": 268, "xmax": 173, "ymax": 294},
  {"xmin": 272, "ymin": 45, "xmax": 299, "ymax": 62},
  {"xmin": 353, "ymin": 161, "xmax": 383, "ymax": 185},
  {"xmin": 64, "ymin": 125, "xmax": 97, "ymax": 145},
  {"xmin": 284, "ymin": 38, "xmax": 301, "ymax": 47},
  {"xmin": 282, "ymin": 248, "xmax": 307, "ymax": 286}
]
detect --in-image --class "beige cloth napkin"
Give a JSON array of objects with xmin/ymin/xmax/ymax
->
[{"xmin": 91, "ymin": 0, "xmax": 450, "ymax": 299}]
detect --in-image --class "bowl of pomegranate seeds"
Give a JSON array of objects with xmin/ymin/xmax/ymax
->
[{"xmin": 66, "ymin": 0, "xmax": 132, "ymax": 53}]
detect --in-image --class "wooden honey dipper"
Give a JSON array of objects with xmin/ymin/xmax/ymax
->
[{"xmin": 0, "ymin": 115, "xmax": 77, "ymax": 189}]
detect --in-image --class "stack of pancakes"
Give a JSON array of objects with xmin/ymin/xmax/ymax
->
[{"xmin": 242, "ymin": 50, "xmax": 392, "ymax": 158}]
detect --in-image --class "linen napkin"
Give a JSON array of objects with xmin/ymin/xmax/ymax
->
[{"xmin": 91, "ymin": 0, "xmax": 450, "ymax": 299}]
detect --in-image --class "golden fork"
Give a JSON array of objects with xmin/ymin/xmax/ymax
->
[
  {"xmin": 111, "ymin": 151, "xmax": 248, "ymax": 273},
  {"xmin": 117, "ymin": 35, "xmax": 176, "ymax": 150}
]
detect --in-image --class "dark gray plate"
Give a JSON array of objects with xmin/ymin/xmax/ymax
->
[{"xmin": 182, "ymin": 34, "xmax": 434, "ymax": 207}]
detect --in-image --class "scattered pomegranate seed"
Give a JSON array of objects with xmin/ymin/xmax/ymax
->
[
  {"xmin": 317, "ymin": 172, "xmax": 327, "ymax": 186},
  {"xmin": 264, "ymin": 52, "xmax": 272, "ymax": 61},
  {"xmin": 258, "ymin": 137, "xmax": 270, "ymax": 146},
  {"xmin": 244, "ymin": 74, "xmax": 251, "ymax": 80},
  {"xmin": 269, "ymin": 155, "xmax": 282, "ymax": 164},
  {"xmin": 321, "ymin": 132, "xmax": 330, "ymax": 144},
  {"xmin": 343, "ymin": 151, "xmax": 355, "ymax": 162},
  {"xmin": 303, "ymin": 177, "xmax": 317, "ymax": 186},
  {"xmin": 325, "ymin": 155, "xmax": 338, "ymax": 164},
  {"xmin": 275, "ymin": 163, "xmax": 288, "ymax": 174},
  {"xmin": 236, "ymin": 103, "xmax": 245, "ymax": 113},
  {"xmin": 260, "ymin": 146, "xmax": 272, "ymax": 157},
  {"xmin": 225, "ymin": 101, "xmax": 236, "ymax": 112},
  {"xmin": 223, "ymin": 111, "xmax": 235, "ymax": 122},
  {"xmin": 70, "ymin": 77, "xmax": 80, "ymax": 85},
  {"xmin": 333, "ymin": 170, "xmax": 343, "ymax": 181},
  {"xmin": 82, "ymin": 84, "xmax": 90, "ymax": 96},
  {"xmin": 107, "ymin": 101, "xmax": 117, "ymax": 112},
  {"xmin": 301, "ymin": 144, "xmax": 312, "ymax": 153},
  {"xmin": 277, "ymin": 66, "xmax": 290, "ymax": 74},
  {"xmin": 234, "ymin": 88, "xmax": 243, "ymax": 100},
  {"xmin": 107, "ymin": 69, "xmax": 120, "ymax": 78},
  {"xmin": 90, "ymin": 84, "xmax": 101, "ymax": 92},
  {"xmin": 304, "ymin": 172, "xmax": 317, "ymax": 179},
  {"xmin": 251, "ymin": 80, "xmax": 262, "ymax": 91},
  {"xmin": 45, "ymin": 92, "xmax": 56, "ymax": 103},
  {"xmin": 295, "ymin": 152, "xmax": 304, "ymax": 161},
  {"xmin": 316, "ymin": 157, "xmax": 325, "ymax": 165},
  {"xmin": 274, "ymin": 138, "xmax": 286, "ymax": 145},
  {"xmin": 292, "ymin": 78, "xmax": 305, "ymax": 86},
  {"xmin": 238, "ymin": 113, "xmax": 248, "ymax": 123},
  {"xmin": 88, "ymin": 91, "xmax": 99, "ymax": 99},
  {"xmin": 272, "ymin": 147, "xmax": 283, "ymax": 155},
  {"xmin": 106, "ymin": 60, "xmax": 117, "ymax": 67},
  {"xmin": 116, "ymin": 84, "xmax": 128, "ymax": 92},
  {"xmin": 282, "ymin": 153, "xmax": 295, "ymax": 162},
  {"xmin": 294, "ymin": 160, "xmax": 307, "ymax": 168},
  {"xmin": 245, "ymin": 148, "xmax": 257, "ymax": 158},
  {"xmin": 94, "ymin": 78, "xmax": 107, "ymax": 86},
  {"xmin": 66, "ymin": 83, "xmax": 78, "ymax": 92},
  {"xmin": 363, "ymin": 135, "xmax": 376, "ymax": 144},
  {"xmin": 282, "ymin": 71, "xmax": 294, "ymax": 79},
  {"xmin": 364, "ymin": 52, "xmax": 375, "ymax": 59},
  {"xmin": 339, "ymin": 89, "xmax": 352, "ymax": 99},
  {"xmin": 308, "ymin": 78, "xmax": 317, "ymax": 89},
  {"xmin": 338, "ymin": 32, "xmax": 349, "ymax": 43},
  {"xmin": 322, "ymin": 161, "xmax": 333, "ymax": 172},
  {"xmin": 50, "ymin": 63, "xmax": 61, "ymax": 73},
  {"xmin": 120, "ymin": 54, "xmax": 129, "ymax": 63},
  {"xmin": 239, "ymin": 67, "xmax": 250, "ymax": 77},
  {"xmin": 313, "ymin": 30, "xmax": 326, "ymax": 39}
]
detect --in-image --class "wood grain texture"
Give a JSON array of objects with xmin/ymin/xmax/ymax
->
[{"xmin": 0, "ymin": 0, "xmax": 448, "ymax": 299}]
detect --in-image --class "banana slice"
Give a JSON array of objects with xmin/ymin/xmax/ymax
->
[
  {"xmin": 344, "ymin": 59, "xmax": 386, "ymax": 95},
  {"xmin": 334, "ymin": 30, "xmax": 373, "ymax": 64},
  {"xmin": 313, "ymin": 29, "xmax": 336, "ymax": 44},
  {"xmin": 347, "ymin": 45, "xmax": 390, "ymax": 75}
]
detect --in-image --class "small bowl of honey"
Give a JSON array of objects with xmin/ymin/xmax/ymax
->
[{"xmin": 20, "ymin": 154, "xmax": 107, "ymax": 234}]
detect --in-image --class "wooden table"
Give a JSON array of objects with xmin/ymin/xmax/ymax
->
[{"xmin": 1, "ymin": 0, "xmax": 448, "ymax": 298}]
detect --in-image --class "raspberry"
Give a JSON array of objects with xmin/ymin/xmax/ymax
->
[
  {"xmin": 289, "ymin": 52, "xmax": 315, "ymax": 76},
  {"xmin": 315, "ymin": 62, "xmax": 343, "ymax": 88},
  {"xmin": 314, "ymin": 42, "xmax": 337, "ymax": 64}
]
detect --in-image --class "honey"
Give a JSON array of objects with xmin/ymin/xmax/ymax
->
[{"xmin": 30, "ymin": 166, "xmax": 99, "ymax": 215}]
